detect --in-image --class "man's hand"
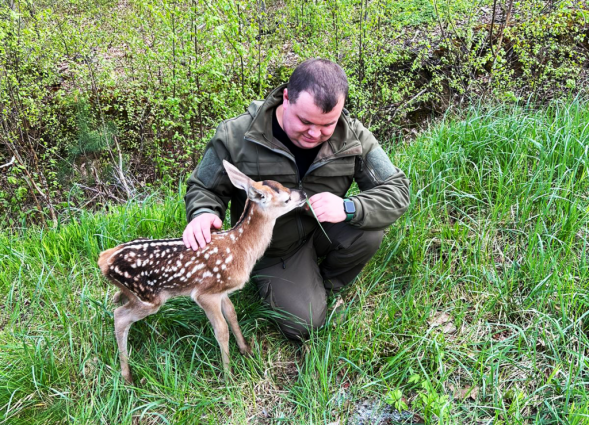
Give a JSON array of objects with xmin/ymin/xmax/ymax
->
[
  {"xmin": 183, "ymin": 213, "xmax": 223, "ymax": 250},
  {"xmin": 308, "ymin": 192, "xmax": 346, "ymax": 223}
]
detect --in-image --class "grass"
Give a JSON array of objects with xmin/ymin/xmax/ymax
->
[{"xmin": 1, "ymin": 97, "xmax": 588, "ymax": 424}]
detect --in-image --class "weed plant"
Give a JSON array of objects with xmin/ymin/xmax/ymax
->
[
  {"xmin": 1, "ymin": 0, "xmax": 588, "ymax": 226},
  {"xmin": 1, "ymin": 98, "xmax": 588, "ymax": 423}
]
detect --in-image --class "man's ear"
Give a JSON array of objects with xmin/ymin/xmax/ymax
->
[{"xmin": 223, "ymin": 160, "xmax": 253, "ymax": 192}]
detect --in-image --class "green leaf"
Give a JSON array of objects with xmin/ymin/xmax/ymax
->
[{"xmin": 306, "ymin": 199, "xmax": 331, "ymax": 244}]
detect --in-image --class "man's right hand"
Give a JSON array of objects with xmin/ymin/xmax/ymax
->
[{"xmin": 182, "ymin": 213, "xmax": 223, "ymax": 251}]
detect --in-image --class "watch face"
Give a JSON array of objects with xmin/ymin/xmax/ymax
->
[{"xmin": 344, "ymin": 199, "xmax": 356, "ymax": 214}]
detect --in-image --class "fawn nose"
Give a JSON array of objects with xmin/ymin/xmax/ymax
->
[{"xmin": 297, "ymin": 190, "xmax": 308, "ymax": 206}]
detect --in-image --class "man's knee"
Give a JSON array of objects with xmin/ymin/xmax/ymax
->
[
  {"xmin": 318, "ymin": 226, "xmax": 386, "ymax": 293},
  {"xmin": 277, "ymin": 303, "xmax": 327, "ymax": 340},
  {"xmin": 320, "ymin": 222, "xmax": 385, "ymax": 256},
  {"xmin": 334, "ymin": 227, "xmax": 385, "ymax": 259},
  {"xmin": 253, "ymin": 261, "xmax": 328, "ymax": 341},
  {"xmin": 359, "ymin": 228, "xmax": 386, "ymax": 257}
]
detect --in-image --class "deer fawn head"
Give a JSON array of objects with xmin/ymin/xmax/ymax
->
[{"xmin": 98, "ymin": 160, "xmax": 306, "ymax": 383}]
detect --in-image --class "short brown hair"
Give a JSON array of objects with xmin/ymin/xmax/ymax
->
[{"xmin": 287, "ymin": 59, "xmax": 348, "ymax": 113}]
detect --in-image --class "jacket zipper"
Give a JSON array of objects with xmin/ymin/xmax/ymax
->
[
  {"xmin": 245, "ymin": 137, "xmax": 305, "ymax": 243},
  {"xmin": 245, "ymin": 137, "xmax": 362, "ymax": 251}
]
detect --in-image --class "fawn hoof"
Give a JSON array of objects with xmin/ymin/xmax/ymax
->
[
  {"xmin": 240, "ymin": 343, "xmax": 253, "ymax": 357},
  {"xmin": 122, "ymin": 372, "xmax": 134, "ymax": 385}
]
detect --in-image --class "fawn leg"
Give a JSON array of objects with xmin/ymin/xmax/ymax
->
[
  {"xmin": 112, "ymin": 291, "xmax": 128, "ymax": 305},
  {"xmin": 221, "ymin": 294, "xmax": 252, "ymax": 356},
  {"xmin": 113, "ymin": 300, "xmax": 160, "ymax": 384},
  {"xmin": 196, "ymin": 293, "xmax": 231, "ymax": 374}
]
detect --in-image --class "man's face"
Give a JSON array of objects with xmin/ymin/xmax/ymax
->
[{"xmin": 281, "ymin": 89, "xmax": 344, "ymax": 149}]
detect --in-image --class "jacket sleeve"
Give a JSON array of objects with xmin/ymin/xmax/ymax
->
[
  {"xmin": 184, "ymin": 121, "xmax": 234, "ymax": 223},
  {"xmin": 348, "ymin": 119, "xmax": 410, "ymax": 230}
]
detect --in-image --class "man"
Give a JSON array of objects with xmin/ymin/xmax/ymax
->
[{"xmin": 183, "ymin": 59, "xmax": 410, "ymax": 340}]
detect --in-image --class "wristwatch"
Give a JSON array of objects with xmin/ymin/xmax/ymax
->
[{"xmin": 343, "ymin": 198, "xmax": 356, "ymax": 222}]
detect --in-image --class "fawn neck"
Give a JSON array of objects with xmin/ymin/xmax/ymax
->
[{"xmin": 223, "ymin": 199, "xmax": 276, "ymax": 269}]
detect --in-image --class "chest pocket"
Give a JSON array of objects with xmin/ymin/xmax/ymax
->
[
  {"xmin": 310, "ymin": 157, "xmax": 355, "ymax": 177},
  {"xmin": 238, "ymin": 161, "xmax": 298, "ymax": 186},
  {"xmin": 304, "ymin": 157, "xmax": 355, "ymax": 198}
]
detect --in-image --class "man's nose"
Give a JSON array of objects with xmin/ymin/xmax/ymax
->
[{"xmin": 308, "ymin": 126, "xmax": 320, "ymax": 137}]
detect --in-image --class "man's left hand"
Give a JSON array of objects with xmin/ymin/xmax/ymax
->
[{"xmin": 308, "ymin": 192, "xmax": 346, "ymax": 223}]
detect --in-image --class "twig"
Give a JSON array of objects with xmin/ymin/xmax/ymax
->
[
  {"xmin": 76, "ymin": 183, "xmax": 124, "ymax": 203},
  {"xmin": 488, "ymin": 0, "xmax": 514, "ymax": 91},
  {"xmin": 489, "ymin": 0, "xmax": 498, "ymax": 57},
  {"xmin": 495, "ymin": 0, "xmax": 514, "ymax": 55},
  {"xmin": 391, "ymin": 88, "xmax": 428, "ymax": 118},
  {"xmin": 113, "ymin": 135, "xmax": 133, "ymax": 198},
  {"xmin": 0, "ymin": 156, "xmax": 15, "ymax": 169}
]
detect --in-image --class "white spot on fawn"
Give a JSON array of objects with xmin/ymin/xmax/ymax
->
[
  {"xmin": 225, "ymin": 255, "xmax": 233, "ymax": 264},
  {"xmin": 192, "ymin": 263, "xmax": 205, "ymax": 274}
]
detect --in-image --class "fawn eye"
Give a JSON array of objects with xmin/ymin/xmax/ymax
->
[{"xmin": 285, "ymin": 197, "xmax": 291, "ymax": 204}]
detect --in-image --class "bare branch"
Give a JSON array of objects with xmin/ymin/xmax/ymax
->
[{"xmin": 0, "ymin": 156, "xmax": 15, "ymax": 169}]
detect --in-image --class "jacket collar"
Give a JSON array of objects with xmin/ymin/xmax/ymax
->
[{"xmin": 244, "ymin": 84, "xmax": 362, "ymax": 160}]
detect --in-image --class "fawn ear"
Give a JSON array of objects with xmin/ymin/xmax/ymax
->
[
  {"xmin": 223, "ymin": 160, "xmax": 253, "ymax": 192},
  {"xmin": 247, "ymin": 186, "xmax": 267, "ymax": 204}
]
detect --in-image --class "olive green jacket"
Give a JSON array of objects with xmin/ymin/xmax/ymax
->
[{"xmin": 185, "ymin": 84, "xmax": 410, "ymax": 260}]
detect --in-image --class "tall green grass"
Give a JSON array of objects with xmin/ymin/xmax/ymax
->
[{"xmin": 1, "ymin": 98, "xmax": 588, "ymax": 423}]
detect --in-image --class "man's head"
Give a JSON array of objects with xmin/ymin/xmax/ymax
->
[{"xmin": 280, "ymin": 59, "xmax": 348, "ymax": 149}]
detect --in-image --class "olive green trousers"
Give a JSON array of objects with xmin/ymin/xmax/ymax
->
[{"xmin": 252, "ymin": 222, "xmax": 385, "ymax": 340}]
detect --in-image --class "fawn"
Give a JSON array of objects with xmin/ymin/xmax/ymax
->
[{"xmin": 98, "ymin": 160, "xmax": 307, "ymax": 383}]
